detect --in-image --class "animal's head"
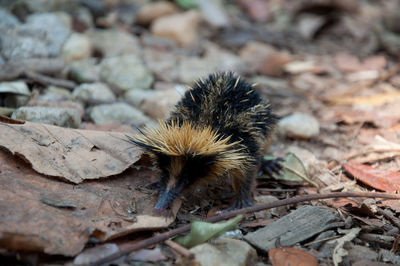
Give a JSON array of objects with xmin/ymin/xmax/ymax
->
[{"xmin": 128, "ymin": 120, "xmax": 247, "ymax": 212}]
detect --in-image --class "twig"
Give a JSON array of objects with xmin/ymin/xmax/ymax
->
[
  {"xmin": 392, "ymin": 235, "xmax": 400, "ymax": 253},
  {"xmin": 89, "ymin": 191, "xmax": 400, "ymax": 266},
  {"xmin": 0, "ymin": 58, "xmax": 65, "ymax": 81},
  {"xmin": 359, "ymin": 233, "xmax": 395, "ymax": 249},
  {"xmin": 24, "ymin": 71, "xmax": 76, "ymax": 90},
  {"xmin": 164, "ymin": 239, "xmax": 194, "ymax": 259},
  {"xmin": 377, "ymin": 208, "xmax": 400, "ymax": 229}
]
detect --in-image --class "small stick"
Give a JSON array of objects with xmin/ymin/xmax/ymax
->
[
  {"xmin": 89, "ymin": 191, "xmax": 400, "ymax": 266},
  {"xmin": 24, "ymin": 71, "xmax": 76, "ymax": 90},
  {"xmin": 392, "ymin": 235, "xmax": 400, "ymax": 253},
  {"xmin": 0, "ymin": 58, "xmax": 65, "ymax": 81},
  {"xmin": 164, "ymin": 239, "xmax": 194, "ymax": 259},
  {"xmin": 377, "ymin": 208, "xmax": 400, "ymax": 229}
]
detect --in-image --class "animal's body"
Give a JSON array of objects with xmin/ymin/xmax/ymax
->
[{"xmin": 130, "ymin": 72, "xmax": 277, "ymax": 212}]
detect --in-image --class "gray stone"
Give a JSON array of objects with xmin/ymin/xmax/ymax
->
[
  {"xmin": 178, "ymin": 43, "xmax": 245, "ymax": 84},
  {"xmin": 188, "ymin": 238, "xmax": 257, "ymax": 266},
  {"xmin": 42, "ymin": 86, "xmax": 72, "ymax": 101},
  {"xmin": 73, "ymin": 83, "xmax": 116, "ymax": 103},
  {"xmin": 89, "ymin": 103, "xmax": 152, "ymax": 126},
  {"xmin": 140, "ymin": 87, "xmax": 184, "ymax": 120},
  {"xmin": 0, "ymin": 12, "xmax": 71, "ymax": 60},
  {"xmin": 125, "ymin": 89, "xmax": 154, "ymax": 107},
  {"xmin": 12, "ymin": 106, "xmax": 81, "ymax": 128},
  {"xmin": 15, "ymin": 0, "xmax": 80, "ymax": 13},
  {"xmin": 143, "ymin": 48, "xmax": 179, "ymax": 82},
  {"xmin": 100, "ymin": 55, "xmax": 153, "ymax": 92},
  {"xmin": 278, "ymin": 112, "xmax": 320, "ymax": 139},
  {"xmin": 86, "ymin": 29, "xmax": 141, "ymax": 57},
  {"xmin": 244, "ymin": 206, "xmax": 339, "ymax": 253},
  {"xmin": 25, "ymin": 12, "xmax": 71, "ymax": 56},
  {"xmin": 61, "ymin": 33, "xmax": 92, "ymax": 62},
  {"xmin": 0, "ymin": 27, "xmax": 49, "ymax": 60},
  {"xmin": 0, "ymin": 8, "xmax": 20, "ymax": 27},
  {"xmin": 68, "ymin": 59, "xmax": 100, "ymax": 83}
]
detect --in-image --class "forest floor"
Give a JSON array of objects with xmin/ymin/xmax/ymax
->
[{"xmin": 1, "ymin": 0, "xmax": 400, "ymax": 265}]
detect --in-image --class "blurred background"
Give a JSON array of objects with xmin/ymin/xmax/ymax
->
[{"xmin": 0, "ymin": 0, "xmax": 399, "ymax": 131}]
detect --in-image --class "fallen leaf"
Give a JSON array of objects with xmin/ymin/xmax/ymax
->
[
  {"xmin": 328, "ymin": 197, "xmax": 360, "ymax": 209},
  {"xmin": 335, "ymin": 53, "xmax": 386, "ymax": 73},
  {"xmin": 329, "ymin": 91, "xmax": 400, "ymax": 106},
  {"xmin": 0, "ymin": 81, "xmax": 31, "ymax": 96},
  {"xmin": 0, "ymin": 120, "xmax": 142, "ymax": 183},
  {"xmin": 343, "ymin": 162, "xmax": 400, "ymax": 193},
  {"xmin": 269, "ymin": 247, "xmax": 318, "ymax": 266},
  {"xmin": 345, "ymin": 135, "xmax": 400, "ymax": 163},
  {"xmin": 269, "ymin": 153, "xmax": 318, "ymax": 188},
  {"xmin": 378, "ymin": 200, "xmax": 400, "ymax": 213},
  {"xmin": 174, "ymin": 215, "xmax": 242, "ymax": 248},
  {"xmin": 330, "ymin": 228, "xmax": 361, "ymax": 266},
  {"xmin": 322, "ymin": 103, "xmax": 400, "ymax": 128},
  {"xmin": 0, "ymin": 149, "xmax": 180, "ymax": 256},
  {"xmin": 344, "ymin": 203, "xmax": 376, "ymax": 217}
]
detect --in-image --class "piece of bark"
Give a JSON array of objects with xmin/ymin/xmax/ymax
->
[{"xmin": 244, "ymin": 205, "xmax": 340, "ymax": 252}]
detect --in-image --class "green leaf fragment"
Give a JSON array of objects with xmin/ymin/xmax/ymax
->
[
  {"xmin": 174, "ymin": 214, "xmax": 243, "ymax": 248},
  {"xmin": 174, "ymin": 0, "xmax": 198, "ymax": 9}
]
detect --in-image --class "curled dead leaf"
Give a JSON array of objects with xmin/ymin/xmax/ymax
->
[
  {"xmin": 0, "ymin": 149, "xmax": 180, "ymax": 256},
  {"xmin": 0, "ymin": 120, "xmax": 142, "ymax": 183}
]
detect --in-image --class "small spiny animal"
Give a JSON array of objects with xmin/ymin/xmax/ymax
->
[{"xmin": 129, "ymin": 72, "xmax": 278, "ymax": 212}]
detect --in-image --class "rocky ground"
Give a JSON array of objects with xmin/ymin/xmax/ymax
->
[{"xmin": 1, "ymin": 0, "xmax": 400, "ymax": 265}]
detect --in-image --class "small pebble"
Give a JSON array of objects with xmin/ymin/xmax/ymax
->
[
  {"xmin": 100, "ymin": 55, "xmax": 153, "ymax": 92},
  {"xmin": 73, "ymin": 83, "xmax": 116, "ymax": 104},
  {"xmin": 151, "ymin": 10, "xmax": 202, "ymax": 47},
  {"xmin": 89, "ymin": 103, "xmax": 152, "ymax": 126},
  {"xmin": 278, "ymin": 113, "xmax": 320, "ymax": 139},
  {"xmin": 12, "ymin": 106, "xmax": 81, "ymax": 128}
]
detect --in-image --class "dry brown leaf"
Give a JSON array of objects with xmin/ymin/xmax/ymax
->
[
  {"xmin": 345, "ymin": 135, "xmax": 400, "ymax": 163},
  {"xmin": 328, "ymin": 91, "xmax": 400, "ymax": 106},
  {"xmin": 335, "ymin": 53, "xmax": 386, "ymax": 73},
  {"xmin": 378, "ymin": 200, "xmax": 400, "ymax": 213},
  {"xmin": 343, "ymin": 162, "xmax": 400, "ymax": 193},
  {"xmin": 0, "ymin": 149, "xmax": 180, "ymax": 256},
  {"xmin": 269, "ymin": 247, "xmax": 318, "ymax": 266},
  {"xmin": 322, "ymin": 103, "xmax": 400, "ymax": 128},
  {"xmin": 0, "ymin": 120, "xmax": 142, "ymax": 183}
]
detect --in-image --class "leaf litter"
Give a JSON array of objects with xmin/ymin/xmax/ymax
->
[
  {"xmin": 0, "ymin": 119, "xmax": 142, "ymax": 183},
  {"xmin": 0, "ymin": 148, "xmax": 180, "ymax": 256},
  {"xmin": 1, "ymin": 0, "xmax": 400, "ymax": 265}
]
